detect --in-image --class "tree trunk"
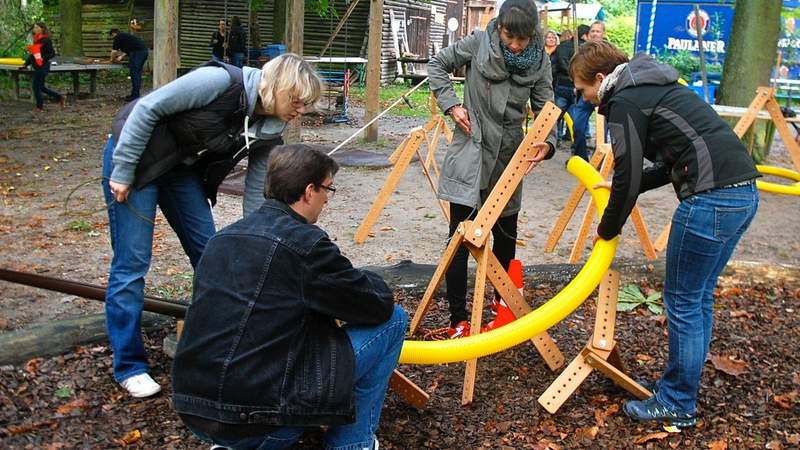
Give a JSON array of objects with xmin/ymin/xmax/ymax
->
[
  {"xmin": 153, "ymin": 0, "xmax": 179, "ymax": 89},
  {"xmin": 59, "ymin": 0, "xmax": 82, "ymax": 57},
  {"xmin": 273, "ymin": 0, "xmax": 286, "ymax": 44},
  {"xmin": 283, "ymin": 0, "xmax": 304, "ymax": 144},
  {"xmin": 718, "ymin": 0, "xmax": 782, "ymax": 162}
]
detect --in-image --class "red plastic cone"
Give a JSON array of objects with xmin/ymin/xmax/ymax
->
[
  {"xmin": 495, "ymin": 259, "xmax": 522, "ymax": 327},
  {"xmin": 481, "ymin": 259, "xmax": 522, "ymax": 332}
]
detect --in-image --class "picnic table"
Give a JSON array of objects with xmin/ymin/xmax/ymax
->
[{"xmin": 0, "ymin": 62, "xmax": 125, "ymax": 99}]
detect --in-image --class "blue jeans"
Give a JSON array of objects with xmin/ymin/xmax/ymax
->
[
  {"xmin": 101, "ymin": 135, "xmax": 215, "ymax": 382},
  {"xmin": 656, "ymin": 183, "xmax": 758, "ymax": 414},
  {"xmin": 32, "ymin": 62, "xmax": 62, "ymax": 108},
  {"xmin": 570, "ymin": 96, "xmax": 594, "ymax": 160},
  {"xmin": 554, "ymin": 85, "xmax": 575, "ymax": 143},
  {"xmin": 196, "ymin": 304, "xmax": 408, "ymax": 450},
  {"xmin": 127, "ymin": 50, "xmax": 148, "ymax": 98},
  {"xmin": 230, "ymin": 52, "xmax": 245, "ymax": 68}
]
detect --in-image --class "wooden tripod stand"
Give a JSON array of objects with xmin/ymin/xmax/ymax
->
[
  {"xmin": 538, "ymin": 269, "xmax": 651, "ymax": 413},
  {"xmin": 354, "ymin": 95, "xmax": 454, "ymax": 244},
  {"xmin": 409, "ymin": 103, "xmax": 566, "ymax": 405},
  {"xmin": 544, "ymin": 114, "xmax": 657, "ymax": 262}
]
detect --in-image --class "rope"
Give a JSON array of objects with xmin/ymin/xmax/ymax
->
[
  {"xmin": 63, "ymin": 176, "xmax": 154, "ymax": 226},
  {"xmin": 645, "ymin": 0, "xmax": 658, "ymax": 54}
]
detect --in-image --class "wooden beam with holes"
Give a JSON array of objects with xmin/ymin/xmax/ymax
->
[
  {"xmin": 354, "ymin": 128, "xmax": 426, "ymax": 244},
  {"xmin": 388, "ymin": 369, "xmax": 429, "ymax": 409},
  {"xmin": 410, "ymin": 103, "xmax": 565, "ymax": 406},
  {"xmin": 538, "ymin": 270, "xmax": 651, "ymax": 414}
]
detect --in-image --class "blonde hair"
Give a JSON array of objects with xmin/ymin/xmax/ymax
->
[{"xmin": 258, "ymin": 53, "xmax": 322, "ymax": 113}]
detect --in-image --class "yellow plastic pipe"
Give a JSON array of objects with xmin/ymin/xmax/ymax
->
[
  {"xmin": 756, "ymin": 164, "xmax": 800, "ymax": 196},
  {"xmin": 398, "ymin": 157, "xmax": 619, "ymax": 365}
]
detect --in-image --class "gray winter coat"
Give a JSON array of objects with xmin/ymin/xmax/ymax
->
[{"xmin": 428, "ymin": 19, "xmax": 556, "ymax": 215}]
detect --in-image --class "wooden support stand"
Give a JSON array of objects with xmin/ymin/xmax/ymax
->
[
  {"xmin": 652, "ymin": 86, "xmax": 800, "ymax": 252},
  {"xmin": 545, "ymin": 113, "xmax": 657, "ymax": 262},
  {"xmin": 538, "ymin": 269, "xmax": 652, "ymax": 414},
  {"xmin": 410, "ymin": 103, "xmax": 566, "ymax": 406},
  {"xmin": 355, "ymin": 95, "xmax": 454, "ymax": 243}
]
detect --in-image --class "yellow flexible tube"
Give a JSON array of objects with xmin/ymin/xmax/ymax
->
[
  {"xmin": 398, "ymin": 157, "xmax": 619, "ymax": 365},
  {"xmin": 756, "ymin": 164, "xmax": 800, "ymax": 196}
]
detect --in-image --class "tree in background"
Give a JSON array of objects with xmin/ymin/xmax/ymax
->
[
  {"xmin": 718, "ymin": 0, "xmax": 782, "ymax": 163},
  {"xmin": 0, "ymin": 0, "xmax": 43, "ymax": 58}
]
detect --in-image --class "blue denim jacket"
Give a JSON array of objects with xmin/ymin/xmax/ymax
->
[{"xmin": 172, "ymin": 199, "xmax": 395, "ymax": 432}]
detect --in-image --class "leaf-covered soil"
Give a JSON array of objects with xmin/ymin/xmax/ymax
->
[{"xmin": 1, "ymin": 81, "xmax": 799, "ymax": 449}]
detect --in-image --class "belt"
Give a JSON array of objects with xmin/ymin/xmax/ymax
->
[{"xmin": 721, "ymin": 179, "xmax": 755, "ymax": 189}]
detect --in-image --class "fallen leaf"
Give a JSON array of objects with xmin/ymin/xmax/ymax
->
[
  {"xmin": 56, "ymin": 397, "xmax": 87, "ymax": 414},
  {"xmin": 115, "ymin": 429, "xmax": 142, "ymax": 446},
  {"xmin": 634, "ymin": 431, "xmax": 670, "ymax": 444},
  {"xmin": 7, "ymin": 420, "xmax": 58, "ymax": 435},
  {"xmin": 524, "ymin": 231, "xmax": 534, "ymax": 238},
  {"xmin": 635, "ymin": 354, "xmax": 653, "ymax": 362},
  {"xmin": 516, "ymin": 239, "xmax": 527, "ymax": 247},
  {"xmin": 765, "ymin": 441, "xmax": 784, "ymax": 450},
  {"xmin": 709, "ymin": 354, "xmax": 748, "ymax": 376},
  {"xmin": 379, "ymin": 226, "xmax": 394, "ymax": 231},
  {"xmin": 575, "ymin": 426, "xmax": 599, "ymax": 440},
  {"xmin": 773, "ymin": 391, "xmax": 798, "ymax": 409},
  {"xmin": 729, "ymin": 310, "xmax": 754, "ymax": 319},
  {"xmin": 708, "ymin": 440, "xmax": 728, "ymax": 450},
  {"xmin": 787, "ymin": 434, "xmax": 800, "ymax": 445},
  {"xmin": 24, "ymin": 358, "xmax": 43, "ymax": 374}
]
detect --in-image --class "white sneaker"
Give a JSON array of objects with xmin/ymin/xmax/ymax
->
[{"xmin": 120, "ymin": 373, "xmax": 161, "ymax": 398}]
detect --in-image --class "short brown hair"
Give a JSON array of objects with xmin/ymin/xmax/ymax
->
[
  {"xmin": 569, "ymin": 40, "xmax": 629, "ymax": 83},
  {"xmin": 266, "ymin": 144, "xmax": 339, "ymax": 204}
]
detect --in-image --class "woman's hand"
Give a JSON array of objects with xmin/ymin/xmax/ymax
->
[
  {"xmin": 109, "ymin": 180, "xmax": 131, "ymax": 203},
  {"xmin": 593, "ymin": 181, "xmax": 612, "ymax": 190},
  {"xmin": 449, "ymin": 105, "xmax": 471, "ymax": 135},
  {"xmin": 524, "ymin": 142, "xmax": 551, "ymax": 175}
]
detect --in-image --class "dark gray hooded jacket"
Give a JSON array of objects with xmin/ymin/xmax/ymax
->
[{"xmin": 597, "ymin": 53, "xmax": 759, "ymax": 239}]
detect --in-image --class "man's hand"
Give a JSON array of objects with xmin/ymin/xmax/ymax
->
[
  {"xmin": 449, "ymin": 105, "xmax": 471, "ymax": 135},
  {"xmin": 524, "ymin": 142, "xmax": 551, "ymax": 175},
  {"xmin": 109, "ymin": 180, "xmax": 131, "ymax": 203}
]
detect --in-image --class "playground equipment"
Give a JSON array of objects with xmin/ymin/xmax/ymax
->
[
  {"xmin": 756, "ymin": 164, "xmax": 800, "ymax": 196},
  {"xmin": 407, "ymin": 103, "xmax": 566, "ymax": 405},
  {"xmin": 353, "ymin": 94, "xmax": 453, "ymax": 243}
]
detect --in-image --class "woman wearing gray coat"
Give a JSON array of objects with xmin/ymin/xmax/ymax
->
[{"xmin": 428, "ymin": 0, "xmax": 556, "ymax": 338}]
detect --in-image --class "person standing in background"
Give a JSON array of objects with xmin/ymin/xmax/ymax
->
[
  {"xmin": 228, "ymin": 16, "xmax": 247, "ymax": 68},
  {"xmin": 109, "ymin": 28, "xmax": 148, "ymax": 101},
  {"xmin": 210, "ymin": 19, "xmax": 227, "ymax": 63},
  {"xmin": 24, "ymin": 22, "xmax": 65, "ymax": 113}
]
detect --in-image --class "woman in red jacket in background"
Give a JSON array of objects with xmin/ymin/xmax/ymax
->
[{"xmin": 25, "ymin": 22, "xmax": 65, "ymax": 113}]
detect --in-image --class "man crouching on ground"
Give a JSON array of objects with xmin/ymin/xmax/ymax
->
[{"xmin": 172, "ymin": 144, "xmax": 408, "ymax": 450}]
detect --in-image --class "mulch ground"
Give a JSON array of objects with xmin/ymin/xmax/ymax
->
[{"xmin": 1, "ymin": 273, "xmax": 798, "ymax": 449}]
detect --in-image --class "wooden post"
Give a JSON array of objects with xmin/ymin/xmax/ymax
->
[
  {"xmin": 282, "ymin": 0, "xmax": 305, "ymax": 144},
  {"xmin": 153, "ymin": 0, "xmax": 179, "ymax": 89},
  {"xmin": 59, "ymin": 0, "xmax": 82, "ymax": 57},
  {"xmin": 365, "ymin": 0, "xmax": 384, "ymax": 142}
]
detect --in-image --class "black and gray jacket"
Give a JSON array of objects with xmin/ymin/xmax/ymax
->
[{"xmin": 597, "ymin": 53, "xmax": 760, "ymax": 240}]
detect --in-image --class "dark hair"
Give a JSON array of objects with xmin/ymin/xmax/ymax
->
[
  {"xmin": 266, "ymin": 144, "xmax": 340, "ymax": 204},
  {"xmin": 577, "ymin": 24, "xmax": 590, "ymax": 39},
  {"xmin": 569, "ymin": 40, "xmax": 629, "ymax": 83},
  {"xmin": 33, "ymin": 22, "xmax": 48, "ymax": 34},
  {"xmin": 496, "ymin": 0, "xmax": 538, "ymax": 39},
  {"xmin": 109, "ymin": 28, "xmax": 120, "ymax": 36},
  {"xmin": 231, "ymin": 16, "xmax": 241, "ymax": 28}
]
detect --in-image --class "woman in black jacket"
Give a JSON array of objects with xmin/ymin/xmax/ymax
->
[
  {"xmin": 570, "ymin": 41, "xmax": 760, "ymax": 428},
  {"xmin": 25, "ymin": 22, "xmax": 65, "ymax": 112}
]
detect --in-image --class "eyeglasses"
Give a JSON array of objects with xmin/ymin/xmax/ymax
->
[
  {"xmin": 288, "ymin": 95, "xmax": 314, "ymax": 108},
  {"xmin": 318, "ymin": 183, "xmax": 336, "ymax": 198}
]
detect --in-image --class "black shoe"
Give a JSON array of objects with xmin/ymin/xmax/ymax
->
[{"xmin": 623, "ymin": 396, "xmax": 697, "ymax": 428}]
